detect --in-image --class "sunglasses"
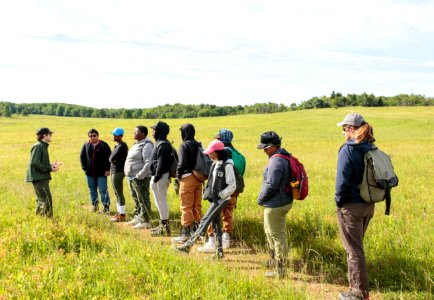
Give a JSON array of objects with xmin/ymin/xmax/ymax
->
[{"xmin": 88, "ymin": 134, "xmax": 98, "ymax": 138}]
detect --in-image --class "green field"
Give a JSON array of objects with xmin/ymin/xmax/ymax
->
[{"xmin": 0, "ymin": 107, "xmax": 432, "ymax": 299}]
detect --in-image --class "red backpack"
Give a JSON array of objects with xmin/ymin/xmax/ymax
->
[{"xmin": 272, "ymin": 153, "xmax": 308, "ymax": 200}]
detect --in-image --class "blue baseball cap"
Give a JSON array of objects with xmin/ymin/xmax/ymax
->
[
  {"xmin": 215, "ymin": 129, "xmax": 233, "ymax": 143},
  {"xmin": 112, "ymin": 127, "xmax": 125, "ymax": 136}
]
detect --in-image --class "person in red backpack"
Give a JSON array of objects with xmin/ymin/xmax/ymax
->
[{"xmin": 256, "ymin": 131, "xmax": 293, "ymax": 278}]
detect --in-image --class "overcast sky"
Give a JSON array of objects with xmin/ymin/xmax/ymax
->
[{"xmin": 1, "ymin": 0, "xmax": 433, "ymax": 108}]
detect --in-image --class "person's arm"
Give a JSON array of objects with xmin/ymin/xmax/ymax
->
[
  {"xmin": 136, "ymin": 142, "xmax": 153, "ymax": 180},
  {"xmin": 30, "ymin": 144, "xmax": 52, "ymax": 173},
  {"xmin": 80, "ymin": 144, "xmax": 87, "ymax": 171},
  {"xmin": 109, "ymin": 144, "xmax": 119, "ymax": 163},
  {"xmin": 219, "ymin": 163, "xmax": 237, "ymax": 200},
  {"xmin": 257, "ymin": 158, "xmax": 284, "ymax": 204},
  {"xmin": 335, "ymin": 146, "xmax": 353, "ymax": 207},
  {"xmin": 154, "ymin": 143, "xmax": 172, "ymax": 183},
  {"xmin": 176, "ymin": 143, "xmax": 188, "ymax": 179}
]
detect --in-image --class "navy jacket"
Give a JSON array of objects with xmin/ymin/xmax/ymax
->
[
  {"xmin": 335, "ymin": 139, "xmax": 372, "ymax": 207},
  {"xmin": 257, "ymin": 148, "xmax": 293, "ymax": 208}
]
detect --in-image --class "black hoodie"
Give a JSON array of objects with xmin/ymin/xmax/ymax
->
[
  {"xmin": 150, "ymin": 121, "xmax": 173, "ymax": 182},
  {"xmin": 176, "ymin": 123, "xmax": 199, "ymax": 179}
]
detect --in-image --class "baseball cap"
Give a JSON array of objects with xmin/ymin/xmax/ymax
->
[
  {"xmin": 112, "ymin": 127, "xmax": 125, "ymax": 136},
  {"xmin": 336, "ymin": 113, "xmax": 365, "ymax": 127},
  {"xmin": 257, "ymin": 131, "xmax": 281, "ymax": 149},
  {"xmin": 203, "ymin": 140, "xmax": 225, "ymax": 155},
  {"xmin": 215, "ymin": 129, "xmax": 233, "ymax": 143},
  {"xmin": 36, "ymin": 127, "xmax": 53, "ymax": 135}
]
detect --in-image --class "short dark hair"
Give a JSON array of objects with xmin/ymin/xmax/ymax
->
[
  {"xmin": 136, "ymin": 125, "xmax": 148, "ymax": 136},
  {"xmin": 37, "ymin": 134, "xmax": 44, "ymax": 141},
  {"xmin": 88, "ymin": 128, "xmax": 99, "ymax": 136}
]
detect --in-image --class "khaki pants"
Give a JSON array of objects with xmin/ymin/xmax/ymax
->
[
  {"xmin": 264, "ymin": 202, "xmax": 293, "ymax": 263},
  {"xmin": 179, "ymin": 174, "xmax": 202, "ymax": 227},
  {"xmin": 207, "ymin": 195, "xmax": 237, "ymax": 235},
  {"xmin": 337, "ymin": 203, "xmax": 375, "ymax": 300},
  {"xmin": 32, "ymin": 179, "xmax": 53, "ymax": 218}
]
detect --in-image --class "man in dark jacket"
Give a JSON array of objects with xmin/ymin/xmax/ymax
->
[
  {"xmin": 149, "ymin": 121, "xmax": 174, "ymax": 235},
  {"xmin": 172, "ymin": 123, "xmax": 203, "ymax": 243},
  {"xmin": 80, "ymin": 128, "xmax": 112, "ymax": 213},
  {"xmin": 26, "ymin": 128, "xmax": 61, "ymax": 217},
  {"xmin": 257, "ymin": 131, "xmax": 293, "ymax": 279}
]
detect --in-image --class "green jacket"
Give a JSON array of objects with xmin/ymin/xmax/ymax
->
[{"xmin": 26, "ymin": 141, "xmax": 52, "ymax": 182}]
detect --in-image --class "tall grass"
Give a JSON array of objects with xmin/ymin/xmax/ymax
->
[{"xmin": 0, "ymin": 107, "xmax": 432, "ymax": 299}]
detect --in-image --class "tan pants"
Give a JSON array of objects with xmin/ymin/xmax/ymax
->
[
  {"xmin": 179, "ymin": 174, "xmax": 202, "ymax": 227},
  {"xmin": 207, "ymin": 195, "xmax": 237, "ymax": 235}
]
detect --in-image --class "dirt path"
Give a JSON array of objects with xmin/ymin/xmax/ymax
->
[{"xmin": 96, "ymin": 211, "xmax": 383, "ymax": 300}]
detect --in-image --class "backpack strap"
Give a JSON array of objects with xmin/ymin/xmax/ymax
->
[{"xmin": 385, "ymin": 188, "xmax": 391, "ymax": 215}]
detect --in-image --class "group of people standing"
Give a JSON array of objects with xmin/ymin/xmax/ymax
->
[
  {"xmin": 26, "ymin": 113, "xmax": 379, "ymax": 300},
  {"xmin": 78, "ymin": 122, "xmax": 246, "ymax": 259}
]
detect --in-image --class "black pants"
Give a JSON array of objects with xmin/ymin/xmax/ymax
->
[
  {"xmin": 186, "ymin": 198, "xmax": 229, "ymax": 252},
  {"xmin": 32, "ymin": 179, "xmax": 53, "ymax": 217}
]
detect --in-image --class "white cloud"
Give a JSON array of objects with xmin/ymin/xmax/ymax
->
[{"xmin": 0, "ymin": 0, "xmax": 433, "ymax": 108}]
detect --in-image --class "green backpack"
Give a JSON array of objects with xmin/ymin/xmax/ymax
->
[{"xmin": 359, "ymin": 144, "xmax": 398, "ymax": 215}]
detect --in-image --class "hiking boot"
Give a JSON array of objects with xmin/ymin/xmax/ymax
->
[
  {"xmin": 126, "ymin": 217, "xmax": 139, "ymax": 226},
  {"xmin": 265, "ymin": 260, "xmax": 285, "ymax": 279},
  {"xmin": 110, "ymin": 214, "xmax": 126, "ymax": 223},
  {"xmin": 172, "ymin": 243, "xmax": 191, "ymax": 254},
  {"xmin": 102, "ymin": 206, "xmax": 110, "ymax": 215},
  {"xmin": 172, "ymin": 227, "xmax": 191, "ymax": 243},
  {"xmin": 150, "ymin": 221, "xmax": 171, "ymax": 237},
  {"xmin": 133, "ymin": 222, "xmax": 152, "ymax": 230},
  {"xmin": 338, "ymin": 291, "xmax": 363, "ymax": 300},
  {"xmin": 265, "ymin": 249, "xmax": 276, "ymax": 268},
  {"xmin": 207, "ymin": 250, "xmax": 224, "ymax": 260},
  {"xmin": 222, "ymin": 232, "xmax": 230, "ymax": 249},
  {"xmin": 197, "ymin": 235, "xmax": 216, "ymax": 253}
]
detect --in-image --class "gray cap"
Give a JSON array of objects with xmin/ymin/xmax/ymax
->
[{"xmin": 336, "ymin": 113, "xmax": 365, "ymax": 127}]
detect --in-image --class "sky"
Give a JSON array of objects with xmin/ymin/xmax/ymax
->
[{"xmin": 0, "ymin": 0, "xmax": 433, "ymax": 109}]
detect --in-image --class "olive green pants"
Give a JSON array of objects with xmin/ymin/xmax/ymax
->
[
  {"xmin": 32, "ymin": 179, "xmax": 53, "ymax": 217},
  {"xmin": 111, "ymin": 172, "xmax": 126, "ymax": 207},
  {"xmin": 263, "ymin": 202, "xmax": 293, "ymax": 263}
]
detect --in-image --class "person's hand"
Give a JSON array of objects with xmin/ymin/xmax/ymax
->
[
  {"xmin": 51, "ymin": 161, "xmax": 63, "ymax": 172},
  {"xmin": 104, "ymin": 171, "xmax": 110, "ymax": 176}
]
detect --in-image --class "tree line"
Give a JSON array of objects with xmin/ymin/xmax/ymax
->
[{"xmin": 1, "ymin": 92, "xmax": 433, "ymax": 118}]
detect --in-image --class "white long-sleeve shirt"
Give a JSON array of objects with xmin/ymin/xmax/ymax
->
[{"xmin": 212, "ymin": 159, "xmax": 236, "ymax": 201}]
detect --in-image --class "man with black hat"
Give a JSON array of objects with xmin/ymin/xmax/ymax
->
[
  {"xmin": 26, "ymin": 128, "xmax": 62, "ymax": 217},
  {"xmin": 256, "ymin": 131, "xmax": 293, "ymax": 279}
]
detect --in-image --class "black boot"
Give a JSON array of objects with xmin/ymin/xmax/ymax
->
[
  {"xmin": 151, "ymin": 220, "xmax": 171, "ymax": 237},
  {"xmin": 173, "ymin": 241, "xmax": 193, "ymax": 254},
  {"xmin": 172, "ymin": 226, "xmax": 191, "ymax": 243},
  {"xmin": 277, "ymin": 259, "xmax": 285, "ymax": 278}
]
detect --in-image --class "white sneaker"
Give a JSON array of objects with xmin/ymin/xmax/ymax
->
[
  {"xmin": 197, "ymin": 236, "xmax": 216, "ymax": 253},
  {"xmin": 133, "ymin": 222, "xmax": 152, "ymax": 229},
  {"xmin": 222, "ymin": 232, "xmax": 230, "ymax": 249},
  {"xmin": 127, "ymin": 218, "xmax": 139, "ymax": 226}
]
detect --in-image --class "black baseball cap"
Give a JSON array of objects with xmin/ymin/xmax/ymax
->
[
  {"xmin": 257, "ymin": 131, "xmax": 281, "ymax": 149},
  {"xmin": 36, "ymin": 127, "xmax": 54, "ymax": 135}
]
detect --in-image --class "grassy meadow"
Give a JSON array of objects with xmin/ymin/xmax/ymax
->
[{"xmin": 0, "ymin": 107, "xmax": 432, "ymax": 299}]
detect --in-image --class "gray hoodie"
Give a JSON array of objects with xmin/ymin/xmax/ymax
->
[{"xmin": 124, "ymin": 138, "xmax": 154, "ymax": 179}]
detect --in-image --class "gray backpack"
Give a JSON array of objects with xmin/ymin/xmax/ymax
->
[
  {"xmin": 193, "ymin": 143, "xmax": 212, "ymax": 182},
  {"xmin": 359, "ymin": 144, "xmax": 398, "ymax": 215}
]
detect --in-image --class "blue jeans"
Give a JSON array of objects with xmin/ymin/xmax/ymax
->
[{"xmin": 86, "ymin": 175, "xmax": 110, "ymax": 207}]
